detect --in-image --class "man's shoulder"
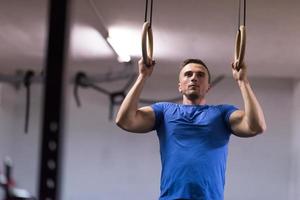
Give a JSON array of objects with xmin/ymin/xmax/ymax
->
[
  {"xmin": 152, "ymin": 102, "xmax": 177, "ymax": 107},
  {"xmin": 151, "ymin": 102, "xmax": 177, "ymax": 113},
  {"xmin": 208, "ymin": 104, "xmax": 239, "ymax": 116},
  {"xmin": 208, "ymin": 104, "xmax": 237, "ymax": 109}
]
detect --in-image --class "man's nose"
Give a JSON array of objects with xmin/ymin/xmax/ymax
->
[{"xmin": 191, "ymin": 73, "xmax": 198, "ymax": 81}]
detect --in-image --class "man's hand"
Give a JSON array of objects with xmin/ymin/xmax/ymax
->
[
  {"xmin": 232, "ymin": 61, "xmax": 247, "ymax": 82},
  {"xmin": 138, "ymin": 58, "xmax": 155, "ymax": 78}
]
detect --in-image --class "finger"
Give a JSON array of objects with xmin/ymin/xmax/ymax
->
[
  {"xmin": 232, "ymin": 62, "xmax": 239, "ymax": 71},
  {"xmin": 145, "ymin": 60, "xmax": 155, "ymax": 68},
  {"xmin": 239, "ymin": 62, "xmax": 246, "ymax": 69},
  {"xmin": 231, "ymin": 62, "xmax": 235, "ymax": 69},
  {"xmin": 151, "ymin": 60, "xmax": 156, "ymax": 66},
  {"xmin": 138, "ymin": 58, "xmax": 145, "ymax": 67}
]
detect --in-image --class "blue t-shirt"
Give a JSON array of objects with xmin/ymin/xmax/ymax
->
[{"xmin": 151, "ymin": 102, "xmax": 238, "ymax": 200}]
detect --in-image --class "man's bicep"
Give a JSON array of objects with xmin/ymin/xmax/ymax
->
[
  {"xmin": 229, "ymin": 110, "xmax": 255, "ymax": 137},
  {"xmin": 133, "ymin": 106, "xmax": 156, "ymax": 133}
]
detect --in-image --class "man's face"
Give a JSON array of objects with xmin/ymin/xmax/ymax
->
[{"xmin": 178, "ymin": 63, "xmax": 210, "ymax": 100}]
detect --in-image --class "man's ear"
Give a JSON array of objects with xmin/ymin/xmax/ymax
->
[
  {"xmin": 178, "ymin": 82, "xmax": 182, "ymax": 93},
  {"xmin": 206, "ymin": 84, "xmax": 211, "ymax": 93}
]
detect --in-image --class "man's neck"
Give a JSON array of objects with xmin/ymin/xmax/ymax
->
[{"xmin": 182, "ymin": 96, "xmax": 206, "ymax": 105}]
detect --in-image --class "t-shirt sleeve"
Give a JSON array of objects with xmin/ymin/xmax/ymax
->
[
  {"xmin": 218, "ymin": 104, "xmax": 239, "ymax": 130},
  {"xmin": 150, "ymin": 102, "xmax": 165, "ymax": 130}
]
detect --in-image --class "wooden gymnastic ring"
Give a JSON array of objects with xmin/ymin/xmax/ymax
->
[
  {"xmin": 141, "ymin": 22, "xmax": 153, "ymax": 66},
  {"xmin": 234, "ymin": 25, "xmax": 246, "ymax": 70}
]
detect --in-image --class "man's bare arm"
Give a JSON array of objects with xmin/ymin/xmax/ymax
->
[
  {"xmin": 115, "ymin": 59, "xmax": 156, "ymax": 133},
  {"xmin": 229, "ymin": 62, "xmax": 267, "ymax": 137}
]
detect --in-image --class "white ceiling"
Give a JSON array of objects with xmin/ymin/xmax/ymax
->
[{"xmin": 1, "ymin": 0, "xmax": 299, "ymax": 79}]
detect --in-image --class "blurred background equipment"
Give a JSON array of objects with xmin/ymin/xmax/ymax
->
[{"xmin": 0, "ymin": 157, "xmax": 36, "ymax": 200}]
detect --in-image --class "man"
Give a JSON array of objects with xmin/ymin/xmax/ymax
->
[{"xmin": 115, "ymin": 58, "xmax": 266, "ymax": 200}]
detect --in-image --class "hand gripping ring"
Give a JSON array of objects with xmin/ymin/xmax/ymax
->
[
  {"xmin": 234, "ymin": 25, "xmax": 246, "ymax": 70},
  {"xmin": 141, "ymin": 22, "xmax": 153, "ymax": 66}
]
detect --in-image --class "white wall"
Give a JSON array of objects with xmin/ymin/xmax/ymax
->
[
  {"xmin": 0, "ymin": 83, "xmax": 41, "ymax": 198},
  {"xmin": 9, "ymin": 84, "xmax": 42, "ymax": 196},
  {"xmin": 0, "ymin": 76, "xmax": 297, "ymax": 200},
  {"xmin": 0, "ymin": 84, "xmax": 13, "ymax": 166},
  {"xmin": 290, "ymin": 80, "xmax": 300, "ymax": 200},
  {"xmin": 0, "ymin": 84, "xmax": 15, "ymax": 198}
]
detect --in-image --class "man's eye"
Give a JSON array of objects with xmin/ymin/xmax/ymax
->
[
  {"xmin": 196, "ymin": 73, "xmax": 205, "ymax": 78},
  {"xmin": 185, "ymin": 72, "xmax": 192, "ymax": 77}
]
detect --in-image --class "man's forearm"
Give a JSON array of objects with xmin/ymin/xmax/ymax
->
[
  {"xmin": 115, "ymin": 74, "xmax": 147, "ymax": 126},
  {"xmin": 238, "ymin": 79, "xmax": 266, "ymax": 133}
]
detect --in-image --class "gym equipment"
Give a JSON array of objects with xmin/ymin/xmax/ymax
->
[
  {"xmin": 234, "ymin": 0, "xmax": 246, "ymax": 70},
  {"xmin": 23, "ymin": 71, "xmax": 35, "ymax": 134},
  {"xmin": 141, "ymin": 0, "xmax": 154, "ymax": 66},
  {"xmin": 0, "ymin": 157, "xmax": 36, "ymax": 200},
  {"xmin": 74, "ymin": 68, "xmax": 137, "ymax": 120}
]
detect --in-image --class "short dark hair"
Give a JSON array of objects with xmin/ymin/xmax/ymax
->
[{"xmin": 180, "ymin": 58, "xmax": 211, "ymax": 83}]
